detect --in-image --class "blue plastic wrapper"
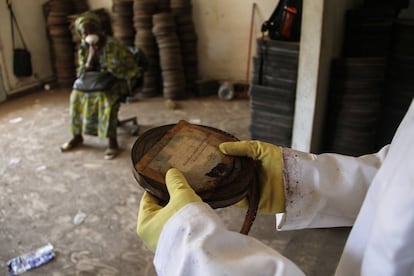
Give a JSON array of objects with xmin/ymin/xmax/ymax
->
[{"xmin": 7, "ymin": 243, "xmax": 55, "ymax": 275}]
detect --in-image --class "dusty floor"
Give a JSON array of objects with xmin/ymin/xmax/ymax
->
[{"xmin": 0, "ymin": 88, "xmax": 350, "ymax": 275}]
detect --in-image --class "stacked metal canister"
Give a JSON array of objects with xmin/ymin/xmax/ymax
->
[
  {"xmin": 153, "ymin": 12, "xmax": 186, "ymax": 99},
  {"xmin": 133, "ymin": 0, "xmax": 161, "ymax": 97},
  {"xmin": 44, "ymin": 0, "xmax": 89, "ymax": 88},
  {"xmin": 378, "ymin": 19, "xmax": 414, "ymax": 146},
  {"xmin": 170, "ymin": 0, "xmax": 198, "ymax": 94},
  {"xmin": 248, "ymin": 38, "xmax": 299, "ymax": 148},
  {"xmin": 323, "ymin": 7, "xmax": 394, "ymax": 156},
  {"xmin": 72, "ymin": 1, "xmax": 89, "ymax": 14},
  {"xmin": 44, "ymin": 0, "xmax": 76, "ymax": 88},
  {"xmin": 111, "ymin": 0, "xmax": 135, "ymax": 47}
]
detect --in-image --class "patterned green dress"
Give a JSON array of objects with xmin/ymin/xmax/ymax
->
[{"xmin": 69, "ymin": 37, "xmax": 140, "ymax": 138}]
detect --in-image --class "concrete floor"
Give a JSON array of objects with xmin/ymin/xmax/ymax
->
[{"xmin": 0, "ymin": 88, "xmax": 350, "ymax": 275}]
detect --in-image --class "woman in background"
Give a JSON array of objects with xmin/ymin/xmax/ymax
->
[{"xmin": 60, "ymin": 11, "xmax": 141, "ymax": 160}]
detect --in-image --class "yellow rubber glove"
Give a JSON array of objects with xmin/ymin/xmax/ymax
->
[
  {"xmin": 219, "ymin": 140, "xmax": 285, "ymax": 214},
  {"xmin": 136, "ymin": 168, "xmax": 202, "ymax": 252}
]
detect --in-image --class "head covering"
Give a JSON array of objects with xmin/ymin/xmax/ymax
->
[{"xmin": 74, "ymin": 11, "xmax": 102, "ymax": 38}]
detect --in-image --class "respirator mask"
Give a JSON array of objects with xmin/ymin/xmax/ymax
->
[{"xmin": 85, "ymin": 34, "xmax": 99, "ymax": 45}]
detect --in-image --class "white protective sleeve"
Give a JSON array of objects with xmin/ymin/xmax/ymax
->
[
  {"xmin": 276, "ymin": 145, "xmax": 389, "ymax": 230},
  {"xmin": 336, "ymin": 100, "xmax": 414, "ymax": 275},
  {"xmin": 154, "ymin": 202, "xmax": 305, "ymax": 276}
]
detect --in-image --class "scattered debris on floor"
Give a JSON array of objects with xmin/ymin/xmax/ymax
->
[
  {"xmin": 9, "ymin": 117, "xmax": 23, "ymax": 124},
  {"xmin": 164, "ymin": 99, "xmax": 178, "ymax": 110},
  {"xmin": 73, "ymin": 210, "xmax": 87, "ymax": 225},
  {"xmin": 7, "ymin": 243, "xmax": 55, "ymax": 276}
]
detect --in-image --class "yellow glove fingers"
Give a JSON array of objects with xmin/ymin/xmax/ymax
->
[
  {"xmin": 220, "ymin": 140, "xmax": 271, "ymax": 160},
  {"xmin": 165, "ymin": 168, "xmax": 201, "ymax": 205},
  {"xmin": 220, "ymin": 141, "xmax": 254, "ymax": 157},
  {"xmin": 137, "ymin": 192, "xmax": 163, "ymax": 251},
  {"xmin": 137, "ymin": 192, "xmax": 161, "ymax": 233},
  {"xmin": 137, "ymin": 169, "xmax": 202, "ymax": 253},
  {"xmin": 165, "ymin": 168, "xmax": 190, "ymax": 196},
  {"xmin": 220, "ymin": 141, "xmax": 286, "ymax": 214},
  {"xmin": 139, "ymin": 191, "xmax": 162, "ymax": 215}
]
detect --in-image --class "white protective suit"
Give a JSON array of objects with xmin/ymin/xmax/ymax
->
[{"xmin": 154, "ymin": 100, "xmax": 414, "ymax": 276}]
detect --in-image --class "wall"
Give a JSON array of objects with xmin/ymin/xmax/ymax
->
[
  {"xmin": 192, "ymin": 0, "xmax": 276, "ymax": 82},
  {"xmin": 0, "ymin": 0, "xmax": 54, "ymax": 95}
]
